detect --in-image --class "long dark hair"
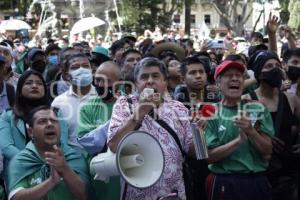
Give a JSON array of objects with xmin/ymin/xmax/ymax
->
[{"xmin": 14, "ymin": 70, "xmax": 49, "ymax": 119}]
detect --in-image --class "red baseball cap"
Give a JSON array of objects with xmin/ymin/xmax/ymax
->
[{"xmin": 214, "ymin": 60, "xmax": 245, "ymax": 80}]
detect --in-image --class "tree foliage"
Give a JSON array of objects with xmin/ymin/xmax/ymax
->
[
  {"xmin": 279, "ymin": 0, "xmax": 290, "ymax": 8},
  {"xmin": 278, "ymin": 0, "xmax": 290, "ymax": 23},
  {"xmin": 18, "ymin": 0, "xmax": 33, "ymax": 17},
  {"xmin": 0, "ymin": 0, "xmax": 33, "ymax": 17},
  {"xmin": 119, "ymin": 0, "xmax": 184, "ymax": 34},
  {"xmin": 288, "ymin": 0, "xmax": 300, "ymax": 31}
]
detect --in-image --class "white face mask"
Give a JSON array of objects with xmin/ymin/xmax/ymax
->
[{"xmin": 69, "ymin": 67, "xmax": 93, "ymax": 87}]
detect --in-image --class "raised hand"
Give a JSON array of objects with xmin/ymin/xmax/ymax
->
[
  {"xmin": 284, "ymin": 26, "xmax": 296, "ymax": 40},
  {"xmin": 267, "ymin": 13, "xmax": 281, "ymax": 35}
]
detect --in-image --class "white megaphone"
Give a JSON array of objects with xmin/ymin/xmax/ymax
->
[{"xmin": 90, "ymin": 130, "xmax": 165, "ymax": 188}]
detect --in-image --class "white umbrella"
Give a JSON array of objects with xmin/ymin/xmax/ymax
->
[
  {"xmin": 70, "ymin": 17, "xmax": 105, "ymax": 35},
  {"xmin": 0, "ymin": 19, "xmax": 31, "ymax": 31}
]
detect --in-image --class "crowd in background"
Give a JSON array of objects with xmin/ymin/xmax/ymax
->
[{"xmin": 0, "ymin": 13, "xmax": 299, "ymax": 200}]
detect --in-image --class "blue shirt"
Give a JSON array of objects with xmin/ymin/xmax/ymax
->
[{"xmin": 0, "ymin": 82, "xmax": 10, "ymax": 114}]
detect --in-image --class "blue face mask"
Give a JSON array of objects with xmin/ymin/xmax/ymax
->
[
  {"xmin": 48, "ymin": 55, "xmax": 59, "ymax": 65},
  {"xmin": 70, "ymin": 67, "xmax": 93, "ymax": 87}
]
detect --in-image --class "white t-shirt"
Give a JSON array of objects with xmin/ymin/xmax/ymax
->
[{"xmin": 52, "ymin": 86, "xmax": 96, "ymax": 147}]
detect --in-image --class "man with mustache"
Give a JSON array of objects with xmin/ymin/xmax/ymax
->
[
  {"xmin": 108, "ymin": 57, "xmax": 195, "ymax": 200},
  {"xmin": 8, "ymin": 106, "xmax": 89, "ymax": 200}
]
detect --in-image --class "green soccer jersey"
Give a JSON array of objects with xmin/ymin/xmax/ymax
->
[
  {"xmin": 8, "ymin": 142, "xmax": 90, "ymax": 200},
  {"xmin": 205, "ymin": 101, "xmax": 275, "ymax": 174},
  {"xmin": 12, "ymin": 170, "xmax": 74, "ymax": 200},
  {"xmin": 78, "ymin": 96, "xmax": 114, "ymax": 138},
  {"xmin": 77, "ymin": 96, "xmax": 121, "ymax": 200}
]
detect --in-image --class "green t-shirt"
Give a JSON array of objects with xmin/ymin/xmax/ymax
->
[
  {"xmin": 8, "ymin": 142, "xmax": 90, "ymax": 200},
  {"xmin": 205, "ymin": 101, "xmax": 275, "ymax": 174},
  {"xmin": 77, "ymin": 96, "xmax": 120, "ymax": 200},
  {"xmin": 78, "ymin": 96, "xmax": 114, "ymax": 138},
  {"xmin": 12, "ymin": 170, "xmax": 74, "ymax": 200}
]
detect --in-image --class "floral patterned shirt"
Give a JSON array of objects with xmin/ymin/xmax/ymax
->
[{"xmin": 108, "ymin": 95, "xmax": 193, "ymax": 200}]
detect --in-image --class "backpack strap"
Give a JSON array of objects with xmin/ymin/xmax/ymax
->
[
  {"xmin": 274, "ymin": 92, "xmax": 284, "ymax": 135},
  {"xmin": 5, "ymin": 83, "xmax": 15, "ymax": 107},
  {"xmin": 155, "ymin": 118, "xmax": 186, "ymax": 158}
]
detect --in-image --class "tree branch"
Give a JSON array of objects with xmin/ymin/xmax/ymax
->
[
  {"xmin": 228, "ymin": 0, "xmax": 234, "ymax": 19},
  {"xmin": 252, "ymin": 9, "xmax": 263, "ymax": 33},
  {"xmin": 162, "ymin": 0, "xmax": 167, "ymax": 12},
  {"xmin": 242, "ymin": 7, "xmax": 253, "ymax": 24},
  {"xmin": 212, "ymin": 2, "xmax": 228, "ymax": 19},
  {"xmin": 169, "ymin": 0, "xmax": 176, "ymax": 13}
]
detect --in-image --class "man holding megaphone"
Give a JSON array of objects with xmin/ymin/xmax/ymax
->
[{"xmin": 107, "ymin": 57, "xmax": 195, "ymax": 200}]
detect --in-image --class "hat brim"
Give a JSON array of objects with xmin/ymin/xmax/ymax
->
[
  {"xmin": 151, "ymin": 42, "xmax": 185, "ymax": 61},
  {"xmin": 214, "ymin": 62, "xmax": 245, "ymax": 80}
]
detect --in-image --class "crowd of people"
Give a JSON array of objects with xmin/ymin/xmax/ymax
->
[{"xmin": 0, "ymin": 13, "xmax": 299, "ymax": 200}]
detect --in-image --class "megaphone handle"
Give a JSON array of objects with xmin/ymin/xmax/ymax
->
[{"xmin": 94, "ymin": 174, "xmax": 110, "ymax": 183}]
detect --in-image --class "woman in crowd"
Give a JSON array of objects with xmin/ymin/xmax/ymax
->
[
  {"xmin": 0, "ymin": 70, "xmax": 67, "ymax": 184},
  {"xmin": 243, "ymin": 50, "xmax": 300, "ymax": 200}
]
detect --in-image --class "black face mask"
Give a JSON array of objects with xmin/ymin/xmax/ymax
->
[
  {"xmin": 260, "ymin": 68, "xmax": 283, "ymax": 88},
  {"xmin": 95, "ymin": 86, "xmax": 114, "ymax": 101},
  {"xmin": 31, "ymin": 60, "xmax": 46, "ymax": 74},
  {"xmin": 287, "ymin": 66, "xmax": 300, "ymax": 82}
]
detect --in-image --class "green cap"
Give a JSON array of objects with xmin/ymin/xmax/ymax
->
[{"xmin": 92, "ymin": 46, "xmax": 109, "ymax": 57}]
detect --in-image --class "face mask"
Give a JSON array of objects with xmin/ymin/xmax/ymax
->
[
  {"xmin": 287, "ymin": 66, "xmax": 300, "ymax": 82},
  {"xmin": 95, "ymin": 86, "xmax": 114, "ymax": 101},
  {"xmin": 70, "ymin": 67, "xmax": 93, "ymax": 87},
  {"xmin": 31, "ymin": 60, "xmax": 46, "ymax": 74},
  {"xmin": 260, "ymin": 68, "xmax": 283, "ymax": 88},
  {"xmin": 48, "ymin": 55, "xmax": 59, "ymax": 65}
]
